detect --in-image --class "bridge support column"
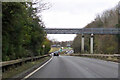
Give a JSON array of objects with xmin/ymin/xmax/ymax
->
[
  {"xmin": 90, "ymin": 34, "xmax": 94, "ymax": 54},
  {"xmin": 81, "ymin": 34, "xmax": 84, "ymax": 53}
]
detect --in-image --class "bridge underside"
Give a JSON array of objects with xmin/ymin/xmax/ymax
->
[{"xmin": 44, "ymin": 28, "xmax": 120, "ymax": 34}]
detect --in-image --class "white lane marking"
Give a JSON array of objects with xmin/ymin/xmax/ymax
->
[{"xmin": 21, "ymin": 56, "xmax": 53, "ymax": 80}]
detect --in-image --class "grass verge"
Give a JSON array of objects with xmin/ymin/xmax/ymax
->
[{"xmin": 49, "ymin": 47, "xmax": 60, "ymax": 53}]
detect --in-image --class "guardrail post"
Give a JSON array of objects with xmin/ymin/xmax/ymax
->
[
  {"xmin": 90, "ymin": 34, "xmax": 94, "ymax": 54},
  {"xmin": 81, "ymin": 34, "xmax": 84, "ymax": 53}
]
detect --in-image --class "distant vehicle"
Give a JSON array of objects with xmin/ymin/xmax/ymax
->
[
  {"xmin": 65, "ymin": 50, "xmax": 74, "ymax": 54},
  {"xmin": 65, "ymin": 51, "xmax": 68, "ymax": 54},
  {"xmin": 49, "ymin": 53, "xmax": 54, "ymax": 56},
  {"xmin": 68, "ymin": 50, "xmax": 74, "ymax": 54},
  {"xmin": 53, "ymin": 51, "xmax": 59, "ymax": 56}
]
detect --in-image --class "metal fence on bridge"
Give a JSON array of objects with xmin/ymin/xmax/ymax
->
[{"xmin": 44, "ymin": 28, "xmax": 120, "ymax": 34}]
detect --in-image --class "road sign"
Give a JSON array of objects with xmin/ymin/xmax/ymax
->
[{"xmin": 60, "ymin": 48, "xmax": 62, "ymax": 52}]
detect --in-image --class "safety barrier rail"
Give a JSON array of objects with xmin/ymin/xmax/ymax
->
[
  {"xmin": 70, "ymin": 54, "xmax": 120, "ymax": 62},
  {"xmin": 0, "ymin": 55, "xmax": 49, "ymax": 72}
]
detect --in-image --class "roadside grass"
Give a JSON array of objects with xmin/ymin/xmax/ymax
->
[
  {"xmin": 63, "ymin": 47, "xmax": 72, "ymax": 49},
  {"xmin": 49, "ymin": 47, "xmax": 60, "ymax": 53},
  {"xmin": 2, "ymin": 56, "xmax": 51, "ymax": 78},
  {"xmin": 60, "ymin": 51, "xmax": 66, "ymax": 56}
]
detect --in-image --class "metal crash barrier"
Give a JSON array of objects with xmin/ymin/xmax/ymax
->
[{"xmin": 0, "ymin": 55, "xmax": 49, "ymax": 72}]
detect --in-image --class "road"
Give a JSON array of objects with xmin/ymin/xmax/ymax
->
[{"xmin": 29, "ymin": 56, "xmax": 118, "ymax": 78}]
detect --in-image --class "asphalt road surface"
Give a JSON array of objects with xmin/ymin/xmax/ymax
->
[{"xmin": 29, "ymin": 56, "xmax": 118, "ymax": 78}]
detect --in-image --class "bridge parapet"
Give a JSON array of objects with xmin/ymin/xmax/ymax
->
[{"xmin": 44, "ymin": 28, "xmax": 120, "ymax": 34}]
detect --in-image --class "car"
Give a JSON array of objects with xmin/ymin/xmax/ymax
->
[
  {"xmin": 53, "ymin": 51, "xmax": 59, "ymax": 56},
  {"xmin": 49, "ymin": 53, "xmax": 54, "ymax": 56},
  {"xmin": 68, "ymin": 50, "xmax": 74, "ymax": 54}
]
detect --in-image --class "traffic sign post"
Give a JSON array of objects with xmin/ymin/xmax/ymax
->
[{"xmin": 60, "ymin": 48, "xmax": 62, "ymax": 52}]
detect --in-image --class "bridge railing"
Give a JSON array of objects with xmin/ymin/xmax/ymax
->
[
  {"xmin": 45, "ymin": 28, "xmax": 120, "ymax": 34},
  {"xmin": 0, "ymin": 55, "xmax": 50, "ymax": 72}
]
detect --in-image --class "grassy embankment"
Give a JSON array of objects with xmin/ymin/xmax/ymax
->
[{"xmin": 49, "ymin": 47, "xmax": 60, "ymax": 53}]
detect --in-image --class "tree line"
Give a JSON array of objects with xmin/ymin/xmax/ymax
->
[
  {"xmin": 51, "ymin": 41, "xmax": 73, "ymax": 47},
  {"xmin": 72, "ymin": 2, "xmax": 120, "ymax": 54},
  {"xmin": 2, "ymin": 2, "xmax": 51, "ymax": 61}
]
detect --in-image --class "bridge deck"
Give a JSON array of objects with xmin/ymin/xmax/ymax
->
[{"xmin": 44, "ymin": 28, "xmax": 120, "ymax": 34}]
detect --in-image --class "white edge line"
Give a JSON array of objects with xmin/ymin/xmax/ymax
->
[{"xmin": 21, "ymin": 56, "xmax": 53, "ymax": 80}]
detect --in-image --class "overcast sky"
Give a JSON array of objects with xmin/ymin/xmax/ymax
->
[{"xmin": 40, "ymin": 0, "xmax": 119, "ymax": 42}]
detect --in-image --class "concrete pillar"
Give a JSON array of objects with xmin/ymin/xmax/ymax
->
[
  {"xmin": 81, "ymin": 34, "xmax": 84, "ymax": 53},
  {"xmin": 90, "ymin": 34, "xmax": 94, "ymax": 54}
]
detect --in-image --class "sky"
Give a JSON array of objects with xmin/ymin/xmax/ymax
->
[{"xmin": 40, "ymin": 0, "xmax": 119, "ymax": 42}]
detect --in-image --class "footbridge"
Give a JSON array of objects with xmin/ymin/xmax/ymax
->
[
  {"xmin": 44, "ymin": 28, "xmax": 120, "ymax": 54},
  {"xmin": 44, "ymin": 28, "xmax": 120, "ymax": 34}
]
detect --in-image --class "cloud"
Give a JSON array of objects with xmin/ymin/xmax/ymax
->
[
  {"xmin": 47, "ymin": 34, "xmax": 76, "ymax": 42},
  {"xmin": 40, "ymin": 0, "xmax": 119, "ymax": 41},
  {"xmin": 42, "ymin": 11, "xmax": 95, "ymax": 28}
]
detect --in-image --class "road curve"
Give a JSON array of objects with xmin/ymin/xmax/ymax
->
[{"xmin": 29, "ymin": 56, "xmax": 118, "ymax": 78}]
